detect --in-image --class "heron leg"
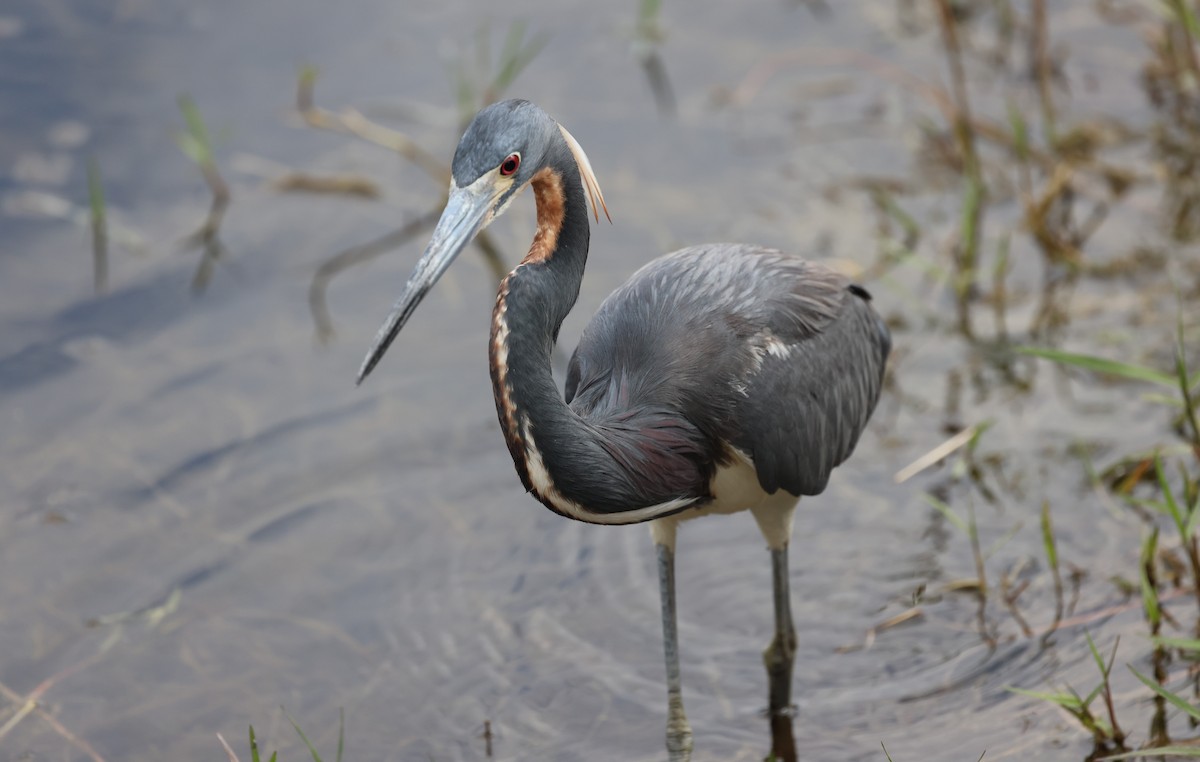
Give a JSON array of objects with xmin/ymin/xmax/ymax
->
[
  {"xmin": 653, "ymin": 523, "xmax": 693, "ymax": 761},
  {"xmin": 751, "ymin": 500, "xmax": 798, "ymax": 761},
  {"xmin": 764, "ymin": 544, "xmax": 797, "ymax": 715}
]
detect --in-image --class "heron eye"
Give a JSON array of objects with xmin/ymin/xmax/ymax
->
[{"xmin": 500, "ymin": 153, "xmax": 521, "ymax": 176}]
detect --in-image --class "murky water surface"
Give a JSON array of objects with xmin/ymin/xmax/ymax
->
[{"xmin": 3, "ymin": 2, "xmax": 1199, "ymax": 760}]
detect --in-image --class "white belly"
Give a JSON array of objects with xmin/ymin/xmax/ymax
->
[{"xmin": 650, "ymin": 449, "xmax": 799, "ymax": 551}]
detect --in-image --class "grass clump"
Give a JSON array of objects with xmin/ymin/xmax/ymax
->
[{"xmin": 218, "ymin": 710, "xmax": 344, "ymax": 762}]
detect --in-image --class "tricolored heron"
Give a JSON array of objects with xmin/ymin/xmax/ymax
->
[{"xmin": 358, "ymin": 100, "xmax": 890, "ymax": 760}]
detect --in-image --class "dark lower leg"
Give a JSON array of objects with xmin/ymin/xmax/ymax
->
[
  {"xmin": 764, "ymin": 545, "xmax": 797, "ymax": 714},
  {"xmin": 657, "ymin": 542, "xmax": 693, "ymax": 761},
  {"xmin": 764, "ymin": 545, "xmax": 797, "ymax": 761}
]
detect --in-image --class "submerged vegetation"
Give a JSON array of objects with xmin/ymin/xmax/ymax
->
[
  {"xmin": 816, "ymin": 2, "xmax": 1200, "ymax": 758},
  {"xmin": 218, "ymin": 711, "xmax": 344, "ymax": 762},
  {"xmin": 728, "ymin": 0, "xmax": 1196, "ymax": 757},
  {"xmin": 297, "ymin": 22, "xmax": 544, "ymax": 342},
  {"xmin": 174, "ymin": 95, "xmax": 232, "ymax": 293}
]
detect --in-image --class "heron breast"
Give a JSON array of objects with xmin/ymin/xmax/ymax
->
[{"xmin": 703, "ymin": 447, "xmax": 772, "ymax": 516}]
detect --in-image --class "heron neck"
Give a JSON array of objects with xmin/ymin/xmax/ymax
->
[{"xmin": 488, "ymin": 156, "xmax": 593, "ymax": 504}]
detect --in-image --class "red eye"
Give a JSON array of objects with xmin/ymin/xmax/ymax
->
[{"xmin": 500, "ymin": 153, "xmax": 521, "ymax": 176}]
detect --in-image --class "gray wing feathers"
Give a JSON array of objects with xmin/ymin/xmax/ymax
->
[
  {"xmin": 735, "ymin": 292, "xmax": 888, "ymax": 496},
  {"xmin": 567, "ymin": 244, "xmax": 889, "ymax": 501},
  {"xmin": 646, "ymin": 245, "xmax": 889, "ymax": 497}
]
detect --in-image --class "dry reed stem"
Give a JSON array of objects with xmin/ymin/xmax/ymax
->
[
  {"xmin": 894, "ymin": 424, "xmax": 982, "ymax": 483},
  {"xmin": 297, "ymin": 73, "xmax": 448, "ymax": 184},
  {"xmin": 0, "ymin": 657, "xmax": 107, "ymax": 761}
]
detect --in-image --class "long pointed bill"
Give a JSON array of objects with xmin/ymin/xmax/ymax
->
[{"xmin": 357, "ymin": 180, "xmax": 500, "ymax": 384}]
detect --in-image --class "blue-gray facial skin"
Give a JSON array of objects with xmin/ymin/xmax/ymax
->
[{"xmin": 450, "ymin": 99, "xmax": 557, "ymax": 191}]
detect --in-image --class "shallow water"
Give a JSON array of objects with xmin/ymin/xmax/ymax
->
[{"xmin": 2, "ymin": 2, "xmax": 1198, "ymax": 760}]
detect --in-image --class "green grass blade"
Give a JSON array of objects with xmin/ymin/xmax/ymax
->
[
  {"xmin": 1151, "ymin": 635, "xmax": 1200, "ymax": 651},
  {"xmin": 966, "ymin": 420, "xmax": 993, "ymax": 454},
  {"xmin": 1085, "ymin": 632, "xmax": 1110, "ymax": 678},
  {"xmin": 1165, "ymin": 0, "xmax": 1200, "ymax": 40},
  {"xmin": 1016, "ymin": 346, "xmax": 1177, "ymax": 388},
  {"xmin": 922, "ymin": 492, "xmax": 967, "ymax": 533},
  {"xmin": 249, "ymin": 726, "xmax": 261, "ymax": 762},
  {"xmin": 638, "ymin": 0, "xmax": 663, "ymax": 30},
  {"xmin": 336, "ymin": 708, "xmax": 344, "ymax": 762},
  {"xmin": 1141, "ymin": 392, "xmax": 1184, "ymax": 408},
  {"xmin": 87, "ymin": 156, "xmax": 108, "ymax": 292},
  {"xmin": 87, "ymin": 158, "xmax": 106, "ymax": 226},
  {"xmin": 1188, "ymin": 488, "xmax": 1200, "ymax": 539},
  {"xmin": 177, "ymin": 95, "xmax": 214, "ymax": 168},
  {"xmin": 1175, "ymin": 303, "xmax": 1200, "ymax": 449},
  {"xmin": 955, "ymin": 174, "xmax": 984, "ymax": 293},
  {"xmin": 299, "ymin": 65, "xmax": 318, "ymax": 90},
  {"xmin": 502, "ymin": 21, "xmax": 539, "ymax": 69},
  {"xmin": 1007, "ymin": 686, "xmax": 1083, "ymax": 710},
  {"xmin": 1006, "ymin": 98, "xmax": 1028, "ymax": 161},
  {"xmin": 491, "ymin": 24, "xmax": 548, "ymax": 96},
  {"xmin": 1129, "ymin": 664, "xmax": 1200, "ymax": 720},
  {"xmin": 283, "ymin": 709, "xmax": 325, "ymax": 762},
  {"xmin": 872, "ymin": 189, "xmax": 922, "ymax": 248},
  {"xmin": 1041, "ymin": 501, "xmax": 1059, "ymax": 572},
  {"xmin": 1140, "ymin": 528, "xmax": 1161, "ymax": 630},
  {"xmin": 453, "ymin": 61, "xmax": 474, "ymax": 121},
  {"xmin": 983, "ymin": 518, "xmax": 1023, "ymax": 560},
  {"xmin": 174, "ymin": 133, "xmax": 207, "ymax": 166},
  {"xmin": 494, "ymin": 20, "xmax": 527, "ymax": 91},
  {"xmin": 1155, "ymin": 457, "xmax": 1186, "ymax": 538},
  {"xmin": 1133, "ymin": 497, "xmax": 1169, "ymax": 516},
  {"xmin": 966, "ymin": 499, "xmax": 980, "ymax": 547},
  {"xmin": 1080, "ymin": 680, "xmax": 1105, "ymax": 709}
]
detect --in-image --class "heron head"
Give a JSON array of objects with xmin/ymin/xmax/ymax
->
[
  {"xmin": 449, "ymin": 99, "xmax": 557, "ymax": 219},
  {"xmin": 356, "ymin": 100, "xmax": 606, "ymax": 384}
]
